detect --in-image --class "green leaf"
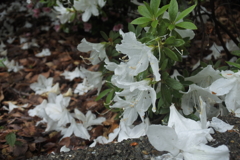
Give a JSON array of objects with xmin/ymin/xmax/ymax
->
[
  {"xmin": 159, "ymin": 107, "xmax": 170, "ymax": 114},
  {"xmin": 166, "ymin": 77, "xmax": 184, "ymax": 90},
  {"xmin": 150, "ymin": 0, "xmax": 161, "ymax": 15},
  {"xmin": 6, "ymin": 132, "xmax": 16, "ymax": 147},
  {"xmin": 226, "ymin": 61, "xmax": 240, "ymax": 69},
  {"xmin": 200, "ymin": 61, "xmax": 208, "ymax": 67},
  {"xmin": 176, "ymin": 22, "xmax": 197, "ymax": 29},
  {"xmin": 138, "ymin": 5, "xmax": 152, "ymax": 18},
  {"xmin": 175, "ymin": 4, "xmax": 197, "ymax": 22},
  {"xmin": 128, "ymin": 23, "xmax": 135, "ymax": 33},
  {"xmin": 131, "ymin": 17, "xmax": 152, "ymax": 25},
  {"xmin": 160, "ymin": 59, "xmax": 169, "ymax": 70},
  {"xmin": 168, "ymin": 0, "xmax": 178, "ymax": 22},
  {"xmin": 231, "ymin": 50, "xmax": 240, "ymax": 56},
  {"xmin": 161, "ymin": 84, "xmax": 172, "ymax": 104},
  {"xmin": 165, "ymin": 36, "xmax": 176, "ymax": 45},
  {"xmin": 214, "ymin": 60, "xmax": 221, "ymax": 68},
  {"xmin": 106, "ymin": 90, "xmax": 114, "ymax": 104},
  {"xmin": 163, "ymin": 47, "xmax": 179, "ymax": 61},
  {"xmin": 143, "ymin": 1, "xmax": 154, "ymax": 16},
  {"xmin": 168, "ymin": 24, "xmax": 175, "ymax": 31},
  {"xmin": 156, "ymin": 4, "xmax": 169, "ymax": 17},
  {"xmin": 136, "ymin": 25, "xmax": 143, "ymax": 37},
  {"xmin": 151, "ymin": 20, "xmax": 158, "ymax": 28},
  {"xmin": 173, "ymin": 39, "xmax": 185, "ymax": 47},
  {"xmin": 95, "ymin": 89, "xmax": 111, "ymax": 101},
  {"xmin": 100, "ymin": 31, "xmax": 108, "ymax": 41}
]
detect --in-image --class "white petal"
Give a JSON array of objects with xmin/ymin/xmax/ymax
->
[{"xmin": 147, "ymin": 125, "xmax": 180, "ymax": 156}]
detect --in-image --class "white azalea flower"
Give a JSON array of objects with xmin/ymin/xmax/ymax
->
[
  {"xmin": 181, "ymin": 84, "xmax": 222, "ymax": 117},
  {"xmin": 77, "ymin": 38, "xmax": 107, "ymax": 65},
  {"xmin": 61, "ymin": 118, "xmax": 90, "ymax": 140},
  {"xmin": 74, "ymin": 78, "xmax": 94, "ymax": 95},
  {"xmin": 45, "ymin": 94, "xmax": 74, "ymax": 127},
  {"xmin": 54, "ymin": 0, "xmax": 74, "ymax": 24},
  {"xmin": 74, "ymin": 0, "xmax": 106, "ymax": 22},
  {"xmin": 209, "ymin": 70, "xmax": 240, "ymax": 117},
  {"xmin": 147, "ymin": 104, "xmax": 229, "ymax": 160},
  {"xmin": 110, "ymin": 80, "xmax": 156, "ymax": 125},
  {"xmin": 118, "ymin": 118, "xmax": 149, "ymax": 142},
  {"xmin": 30, "ymin": 74, "xmax": 60, "ymax": 95},
  {"xmin": 185, "ymin": 65, "xmax": 221, "ymax": 88},
  {"xmin": 74, "ymin": 109, "xmax": 105, "ymax": 130},
  {"xmin": 204, "ymin": 42, "xmax": 223, "ymax": 60},
  {"xmin": 80, "ymin": 67, "xmax": 103, "ymax": 94},
  {"xmin": 35, "ymin": 48, "xmax": 51, "ymax": 57},
  {"xmin": 116, "ymin": 31, "xmax": 160, "ymax": 81},
  {"xmin": 3, "ymin": 59, "xmax": 23, "ymax": 72},
  {"xmin": 90, "ymin": 127, "xmax": 120, "ymax": 147},
  {"xmin": 61, "ymin": 67, "xmax": 85, "ymax": 81},
  {"xmin": 7, "ymin": 37, "xmax": 15, "ymax": 44}
]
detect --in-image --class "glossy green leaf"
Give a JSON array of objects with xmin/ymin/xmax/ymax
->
[
  {"xmin": 131, "ymin": 17, "xmax": 152, "ymax": 25},
  {"xmin": 226, "ymin": 61, "xmax": 240, "ymax": 69},
  {"xmin": 106, "ymin": 90, "xmax": 114, "ymax": 104},
  {"xmin": 150, "ymin": 0, "xmax": 161, "ymax": 15},
  {"xmin": 95, "ymin": 89, "xmax": 111, "ymax": 101},
  {"xmin": 176, "ymin": 22, "xmax": 197, "ymax": 29},
  {"xmin": 168, "ymin": 0, "xmax": 178, "ymax": 22},
  {"xmin": 166, "ymin": 77, "xmax": 184, "ymax": 90},
  {"xmin": 128, "ymin": 23, "xmax": 135, "ymax": 33},
  {"xmin": 100, "ymin": 31, "xmax": 108, "ymax": 41},
  {"xmin": 231, "ymin": 50, "xmax": 240, "ymax": 56},
  {"xmin": 151, "ymin": 20, "xmax": 158, "ymax": 28},
  {"xmin": 163, "ymin": 47, "xmax": 179, "ymax": 61},
  {"xmin": 138, "ymin": 5, "xmax": 152, "ymax": 18},
  {"xmin": 160, "ymin": 59, "xmax": 169, "ymax": 70},
  {"xmin": 175, "ymin": 4, "xmax": 197, "ymax": 22},
  {"xmin": 156, "ymin": 4, "xmax": 169, "ymax": 17},
  {"xmin": 168, "ymin": 24, "xmax": 175, "ymax": 31},
  {"xmin": 165, "ymin": 36, "xmax": 176, "ymax": 45}
]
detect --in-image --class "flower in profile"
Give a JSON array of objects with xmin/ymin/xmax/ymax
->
[
  {"xmin": 185, "ymin": 65, "xmax": 221, "ymax": 88},
  {"xmin": 116, "ymin": 30, "xmax": 160, "ymax": 81},
  {"xmin": 181, "ymin": 84, "xmax": 222, "ymax": 117},
  {"xmin": 74, "ymin": 0, "xmax": 106, "ymax": 22},
  {"xmin": 54, "ymin": 0, "xmax": 74, "ymax": 24},
  {"xmin": 77, "ymin": 38, "xmax": 107, "ymax": 65}
]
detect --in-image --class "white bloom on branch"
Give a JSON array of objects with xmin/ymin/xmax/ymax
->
[
  {"xmin": 54, "ymin": 0, "xmax": 74, "ymax": 24},
  {"xmin": 74, "ymin": 0, "xmax": 106, "ymax": 22},
  {"xmin": 77, "ymin": 38, "xmax": 107, "ymax": 65},
  {"xmin": 185, "ymin": 65, "xmax": 221, "ymax": 88},
  {"xmin": 204, "ymin": 42, "xmax": 223, "ymax": 60},
  {"xmin": 116, "ymin": 31, "xmax": 160, "ymax": 81}
]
